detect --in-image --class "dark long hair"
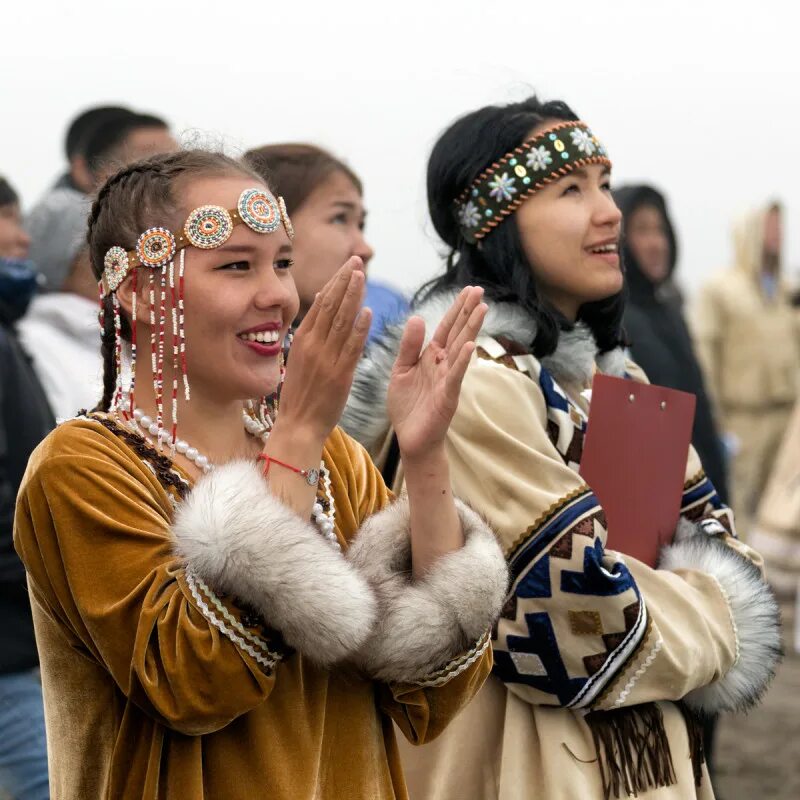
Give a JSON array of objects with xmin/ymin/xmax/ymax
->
[{"xmin": 420, "ymin": 95, "xmax": 626, "ymax": 358}]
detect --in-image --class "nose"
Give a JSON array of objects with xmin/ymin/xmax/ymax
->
[
  {"xmin": 253, "ymin": 266, "xmax": 294, "ymax": 311},
  {"xmin": 353, "ymin": 230, "xmax": 374, "ymax": 269},
  {"xmin": 594, "ymin": 190, "xmax": 622, "ymax": 231}
]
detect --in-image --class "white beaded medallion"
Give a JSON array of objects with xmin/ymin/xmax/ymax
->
[
  {"xmin": 184, "ymin": 205, "xmax": 234, "ymax": 249},
  {"xmin": 278, "ymin": 196, "xmax": 294, "ymax": 240},
  {"xmin": 103, "ymin": 246, "xmax": 130, "ymax": 293},
  {"xmin": 238, "ymin": 189, "xmax": 280, "ymax": 234},
  {"xmin": 136, "ymin": 227, "xmax": 177, "ymax": 268}
]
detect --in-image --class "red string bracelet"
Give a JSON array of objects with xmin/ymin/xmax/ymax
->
[{"xmin": 257, "ymin": 454, "xmax": 320, "ymax": 486}]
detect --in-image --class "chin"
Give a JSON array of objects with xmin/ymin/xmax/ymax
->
[{"xmin": 217, "ymin": 368, "xmax": 281, "ymax": 403}]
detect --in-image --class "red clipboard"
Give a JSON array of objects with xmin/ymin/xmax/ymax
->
[{"xmin": 579, "ymin": 374, "xmax": 696, "ymax": 567}]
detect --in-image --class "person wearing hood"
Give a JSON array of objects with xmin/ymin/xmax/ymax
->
[
  {"xmin": 614, "ymin": 185, "xmax": 728, "ymax": 504},
  {"xmin": 692, "ymin": 203, "xmax": 800, "ymax": 539},
  {"xmin": 18, "ymin": 190, "xmax": 103, "ymax": 420},
  {"xmin": 749, "ymin": 398, "xmax": 800, "ymax": 599},
  {"xmin": 0, "ymin": 176, "xmax": 53, "ymax": 799},
  {"xmin": 342, "ymin": 96, "xmax": 780, "ymax": 800}
]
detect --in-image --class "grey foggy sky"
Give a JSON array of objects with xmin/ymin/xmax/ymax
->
[{"xmin": 3, "ymin": 0, "xmax": 798, "ymax": 296}]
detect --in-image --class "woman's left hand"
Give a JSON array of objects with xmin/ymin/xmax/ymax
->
[{"xmin": 387, "ymin": 287, "xmax": 486, "ymax": 460}]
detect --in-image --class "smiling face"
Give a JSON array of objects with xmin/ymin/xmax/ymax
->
[
  {"xmin": 120, "ymin": 174, "xmax": 299, "ymax": 406},
  {"xmin": 514, "ymin": 123, "xmax": 623, "ymax": 320},
  {"xmin": 289, "ymin": 170, "xmax": 374, "ymax": 316}
]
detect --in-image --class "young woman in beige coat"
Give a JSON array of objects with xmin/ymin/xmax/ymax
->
[{"xmin": 343, "ymin": 95, "xmax": 781, "ymax": 800}]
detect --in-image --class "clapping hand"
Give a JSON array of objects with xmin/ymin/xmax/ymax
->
[{"xmin": 387, "ymin": 287, "xmax": 486, "ymax": 460}]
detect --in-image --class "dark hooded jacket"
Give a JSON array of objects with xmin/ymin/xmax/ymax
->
[
  {"xmin": 0, "ymin": 259, "xmax": 54, "ymax": 672},
  {"xmin": 614, "ymin": 185, "xmax": 729, "ymax": 503}
]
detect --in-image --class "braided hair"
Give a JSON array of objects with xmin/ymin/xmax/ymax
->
[{"xmin": 87, "ymin": 150, "xmax": 263, "ymax": 411}]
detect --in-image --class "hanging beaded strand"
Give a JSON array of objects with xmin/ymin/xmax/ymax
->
[
  {"xmin": 149, "ymin": 272, "xmax": 157, "ymax": 384},
  {"xmin": 178, "ymin": 249, "xmax": 190, "ymax": 402},
  {"xmin": 128, "ymin": 269, "xmax": 138, "ymax": 416},
  {"xmin": 168, "ymin": 259, "xmax": 179, "ymax": 454},
  {"xmin": 111, "ymin": 293, "xmax": 124, "ymax": 411},
  {"xmin": 155, "ymin": 264, "xmax": 168, "ymax": 448}
]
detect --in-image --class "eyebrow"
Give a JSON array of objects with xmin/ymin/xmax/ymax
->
[
  {"xmin": 214, "ymin": 242, "xmax": 293, "ymax": 256},
  {"xmin": 215, "ymin": 242, "xmax": 256, "ymax": 254},
  {"xmin": 331, "ymin": 200, "xmax": 367, "ymax": 216},
  {"xmin": 569, "ymin": 166, "xmax": 611, "ymax": 180}
]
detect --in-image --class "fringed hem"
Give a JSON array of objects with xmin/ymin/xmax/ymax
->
[{"xmin": 584, "ymin": 701, "xmax": 705, "ymax": 799}]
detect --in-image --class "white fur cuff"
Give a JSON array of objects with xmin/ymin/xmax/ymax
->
[
  {"xmin": 659, "ymin": 535, "xmax": 782, "ymax": 715},
  {"xmin": 346, "ymin": 498, "xmax": 508, "ymax": 684},
  {"xmin": 171, "ymin": 460, "xmax": 376, "ymax": 665}
]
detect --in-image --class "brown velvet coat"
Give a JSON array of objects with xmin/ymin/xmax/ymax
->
[{"xmin": 14, "ymin": 417, "xmax": 492, "ymax": 799}]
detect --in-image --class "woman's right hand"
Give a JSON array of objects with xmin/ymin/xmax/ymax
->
[{"xmin": 274, "ymin": 256, "xmax": 372, "ymax": 444}]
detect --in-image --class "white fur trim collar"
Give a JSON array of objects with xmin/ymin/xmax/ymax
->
[{"xmin": 341, "ymin": 291, "xmax": 626, "ymax": 451}]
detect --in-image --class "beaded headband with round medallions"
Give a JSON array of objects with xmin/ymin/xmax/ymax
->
[
  {"xmin": 100, "ymin": 187, "xmax": 293, "ymax": 296},
  {"xmin": 98, "ymin": 186, "xmax": 294, "ymax": 456},
  {"xmin": 453, "ymin": 121, "xmax": 611, "ymax": 244}
]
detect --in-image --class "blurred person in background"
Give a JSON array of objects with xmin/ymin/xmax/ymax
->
[
  {"xmin": 82, "ymin": 112, "xmax": 177, "ymax": 189},
  {"xmin": 26, "ymin": 107, "xmax": 133, "ymax": 291},
  {"xmin": 244, "ymin": 143, "xmax": 408, "ymax": 341},
  {"xmin": 614, "ymin": 185, "xmax": 728, "ymax": 503},
  {"xmin": 614, "ymin": 184, "xmax": 730, "ymax": 790},
  {"xmin": 692, "ymin": 203, "xmax": 800, "ymax": 538},
  {"xmin": 750, "ymin": 398, "xmax": 800, "ymax": 597},
  {"xmin": 26, "ymin": 110, "xmax": 176, "ymax": 291},
  {"xmin": 0, "ymin": 176, "xmax": 53, "ymax": 800},
  {"xmin": 18, "ymin": 190, "xmax": 101, "ymax": 420},
  {"xmin": 53, "ymin": 105, "xmax": 132, "ymax": 194}
]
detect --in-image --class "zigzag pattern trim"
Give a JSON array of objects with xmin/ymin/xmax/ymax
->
[
  {"xmin": 185, "ymin": 570, "xmax": 283, "ymax": 673},
  {"xmin": 412, "ymin": 631, "xmax": 492, "ymax": 688},
  {"xmin": 611, "ymin": 634, "xmax": 664, "ymax": 709}
]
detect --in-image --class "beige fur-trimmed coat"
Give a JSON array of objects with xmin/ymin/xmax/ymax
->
[{"xmin": 343, "ymin": 294, "xmax": 781, "ymax": 800}]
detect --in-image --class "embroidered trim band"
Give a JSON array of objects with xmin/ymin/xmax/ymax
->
[
  {"xmin": 453, "ymin": 121, "xmax": 611, "ymax": 243},
  {"xmin": 185, "ymin": 570, "xmax": 284, "ymax": 673},
  {"xmin": 411, "ymin": 631, "xmax": 492, "ymax": 688}
]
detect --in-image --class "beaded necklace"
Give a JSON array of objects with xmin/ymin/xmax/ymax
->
[{"xmin": 118, "ymin": 402, "xmax": 340, "ymax": 551}]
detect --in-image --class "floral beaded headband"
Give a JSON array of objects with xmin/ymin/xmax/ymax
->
[
  {"xmin": 98, "ymin": 187, "xmax": 294, "ymax": 453},
  {"xmin": 453, "ymin": 121, "xmax": 611, "ymax": 244}
]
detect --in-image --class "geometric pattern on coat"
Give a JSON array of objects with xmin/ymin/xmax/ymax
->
[
  {"xmin": 493, "ymin": 486, "xmax": 648, "ymax": 709},
  {"xmin": 478, "ymin": 334, "xmax": 739, "ymax": 712},
  {"xmin": 478, "ymin": 337, "xmax": 587, "ymax": 470},
  {"xmin": 681, "ymin": 471, "xmax": 737, "ymax": 538}
]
